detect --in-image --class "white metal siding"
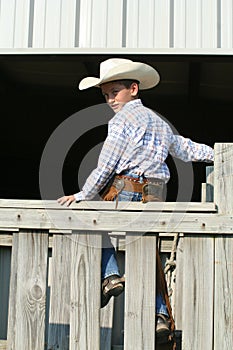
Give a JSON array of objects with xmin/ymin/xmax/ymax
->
[{"xmin": 0, "ymin": 0, "xmax": 232, "ymax": 51}]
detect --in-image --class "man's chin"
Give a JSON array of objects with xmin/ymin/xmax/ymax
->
[{"xmin": 111, "ymin": 104, "xmax": 123, "ymax": 113}]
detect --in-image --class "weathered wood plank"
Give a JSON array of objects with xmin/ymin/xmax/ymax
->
[
  {"xmin": 206, "ymin": 165, "xmax": 214, "ymax": 202},
  {"xmin": 69, "ymin": 232, "xmax": 102, "ymax": 350},
  {"xmin": 124, "ymin": 233, "xmax": 157, "ymax": 350},
  {"xmin": 214, "ymin": 143, "xmax": 233, "ymax": 350},
  {"xmin": 7, "ymin": 231, "xmax": 48, "ymax": 350},
  {"xmin": 0, "ymin": 199, "xmax": 217, "ymax": 211},
  {"xmin": 0, "ymin": 235, "xmax": 12, "ymax": 246},
  {"xmin": 100, "ymin": 298, "xmax": 114, "ymax": 350},
  {"xmin": 47, "ymin": 234, "xmax": 71, "ymax": 350},
  {"xmin": 0, "ymin": 340, "xmax": 7, "ymax": 349},
  {"xmin": 182, "ymin": 235, "xmax": 214, "ymax": 350},
  {"xmin": 214, "ymin": 143, "xmax": 233, "ymax": 214},
  {"xmin": 0, "ymin": 232, "xmax": 177, "ymax": 252},
  {"xmin": 0, "ymin": 208, "xmax": 231, "ymax": 233},
  {"xmin": 214, "ymin": 236, "xmax": 233, "ymax": 349},
  {"xmin": 173, "ymin": 237, "xmax": 183, "ymax": 331},
  {"xmin": 6, "ymin": 233, "xmax": 19, "ymax": 350}
]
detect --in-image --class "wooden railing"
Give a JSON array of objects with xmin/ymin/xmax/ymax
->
[{"xmin": 0, "ymin": 143, "xmax": 232, "ymax": 350}]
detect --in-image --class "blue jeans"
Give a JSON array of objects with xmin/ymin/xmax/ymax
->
[{"xmin": 101, "ymin": 180, "xmax": 168, "ymax": 316}]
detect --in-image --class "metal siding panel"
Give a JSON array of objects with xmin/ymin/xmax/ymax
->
[
  {"xmin": 79, "ymin": 0, "xmax": 93, "ymax": 48},
  {"xmin": 138, "ymin": 0, "xmax": 155, "ymax": 48},
  {"xmin": 91, "ymin": 0, "xmax": 107, "ymax": 47},
  {"xmin": 106, "ymin": 0, "xmax": 123, "ymax": 48},
  {"xmin": 60, "ymin": 0, "xmax": 76, "ymax": 48},
  {"xmin": 173, "ymin": 0, "xmax": 186, "ymax": 48},
  {"xmin": 85, "ymin": 0, "xmax": 124, "ymax": 48},
  {"xmin": 126, "ymin": 0, "xmax": 140, "ymax": 47},
  {"xmin": 0, "ymin": 0, "xmax": 16, "ymax": 48},
  {"xmin": 32, "ymin": 0, "xmax": 46, "ymax": 47},
  {"xmin": 202, "ymin": 0, "xmax": 217, "ymax": 48},
  {"xmin": 0, "ymin": 0, "xmax": 232, "ymax": 52},
  {"xmin": 221, "ymin": 0, "xmax": 233, "ymax": 48},
  {"xmin": 44, "ymin": 0, "xmax": 62, "ymax": 48},
  {"xmin": 14, "ymin": 0, "xmax": 31, "ymax": 47},
  {"xmin": 186, "ymin": 0, "xmax": 202, "ymax": 48},
  {"xmin": 154, "ymin": 0, "xmax": 170, "ymax": 48}
]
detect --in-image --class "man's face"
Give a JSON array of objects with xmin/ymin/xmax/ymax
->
[{"xmin": 101, "ymin": 81, "xmax": 138, "ymax": 113}]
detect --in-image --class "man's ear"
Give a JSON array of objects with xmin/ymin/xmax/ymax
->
[{"xmin": 130, "ymin": 82, "xmax": 139, "ymax": 97}]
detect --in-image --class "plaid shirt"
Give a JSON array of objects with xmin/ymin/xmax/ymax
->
[{"xmin": 74, "ymin": 99, "xmax": 214, "ymax": 201}]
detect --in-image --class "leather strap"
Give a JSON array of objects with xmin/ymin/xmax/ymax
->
[{"xmin": 115, "ymin": 174, "xmax": 165, "ymax": 193}]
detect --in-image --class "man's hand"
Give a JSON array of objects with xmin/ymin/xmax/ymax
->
[{"xmin": 57, "ymin": 195, "xmax": 76, "ymax": 207}]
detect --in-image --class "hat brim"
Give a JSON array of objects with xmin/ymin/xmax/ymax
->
[{"xmin": 79, "ymin": 61, "xmax": 160, "ymax": 90}]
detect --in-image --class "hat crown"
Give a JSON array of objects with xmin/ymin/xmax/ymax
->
[
  {"xmin": 100, "ymin": 58, "xmax": 133, "ymax": 78},
  {"xmin": 79, "ymin": 57, "xmax": 160, "ymax": 90}
]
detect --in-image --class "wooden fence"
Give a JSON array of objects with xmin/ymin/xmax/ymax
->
[{"xmin": 0, "ymin": 143, "xmax": 232, "ymax": 350}]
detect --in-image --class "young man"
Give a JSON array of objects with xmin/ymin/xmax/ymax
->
[{"xmin": 58, "ymin": 58, "xmax": 214, "ymax": 344}]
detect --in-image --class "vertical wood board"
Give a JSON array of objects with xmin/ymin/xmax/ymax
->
[
  {"xmin": 7, "ymin": 231, "xmax": 48, "ymax": 350},
  {"xmin": 214, "ymin": 236, "xmax": 233, "ymax": 350},
  {"xmin": 69, "ymin": 232, "xmax": 102, "ymax": 350},
  {"xmin": 182, "ymin": 235, "xmax": 214, "ymax": 350},
  {"xmin": 173, "ymin": 236, "xmax": 183, "ymax": 330},
  {"xmin": 214, "ymin": 143, "xmax": 233, "ymax": 350},
  {"xmin": 100, "ymin": 298, "xmax": 114, "ymax": 350},
  {"xmin": 214, "ymin": 143, "xmax": 233, "ymax": 214},
  {"xmin": 124, "ymin": 233, "xmax": 157, "ymax": 350},
  {"xmin": 47, "ymin": 234, "xmax": 71, "ymax": 350}
]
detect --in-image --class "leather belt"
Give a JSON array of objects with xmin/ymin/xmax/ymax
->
[{"xmin": 116, "ymin": 174, "xmax": 165, "ymax": 193}]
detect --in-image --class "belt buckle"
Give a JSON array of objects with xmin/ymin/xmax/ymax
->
[{"xmin": 113, "ymin": 177, "xmax": 125, "ymax": 191}]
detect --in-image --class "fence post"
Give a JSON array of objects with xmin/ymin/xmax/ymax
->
[
  {"xmin": 7, "ymin": 231, "xmax": 48, "ymax": 350},
  {"xmin": 47, "ymin": 234, "xmax": 71, "ymax": 350},
  {"xmin": 69, "ymin": 231, "xmax": 102, "ymax": 350},
  {"xmin": 124, "ymin": 233, "xmax": 157, "ymax": 350},
  {"xmin": 213, "ymin": 143, "xmax": 233, "ymax": 350}
]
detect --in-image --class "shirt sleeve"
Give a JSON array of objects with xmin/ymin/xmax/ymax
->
[
  {"xmin": 74, "ymin": 122, "xmax": 127, "ymax": 201},
  {"xmin": 169, "ymin": 134, "xmax": 214, "ymax": 163}
]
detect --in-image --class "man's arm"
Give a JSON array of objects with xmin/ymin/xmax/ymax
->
[{"xmin": 169, "ymin": 134, "xmax": 214, "ymax": 163}]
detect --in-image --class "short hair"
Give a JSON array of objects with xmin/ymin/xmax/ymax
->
[{"xmin": 114, "ymin": 79, "xmax": 140, "ymax": 88}]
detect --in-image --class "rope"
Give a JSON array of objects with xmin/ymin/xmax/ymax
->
[
  {"xmin": 162, "ymin": 233, "xmax": 179, "ymax": 349},
  {"xmin": 164, "ymin": 233, "xmax": 179, "ymax": 297}
]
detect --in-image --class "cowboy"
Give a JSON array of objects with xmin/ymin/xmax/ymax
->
[{"xmin": 57, "ymin": 58, "xmax": 214, "ymax": 344}]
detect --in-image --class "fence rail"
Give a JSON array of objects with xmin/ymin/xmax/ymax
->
[{"xmin": 0, "ymin": 143, "xmax": 232, "ymax": 350}]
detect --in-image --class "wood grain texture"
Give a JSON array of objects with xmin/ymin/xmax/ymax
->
[
  {"xmin": 214, "ymin": 236, "xmax": 233, "ymax": 349},
  {"xmin": 214, "ymin": 143, "xmax": 233, "ymax": 214},
  {"xmin": 100, "ymin": 298, "xmax": 114, "ymax": 350},
  {"xmin": 47, "ymin": 234, "xmax": 71, "ymax": 350},
  {"xmin": 124, "ymin": 233, "xmax": 157, "ymax": 350},
  {"xmin": 214, "ymin": 143, "xmax": 233, "ymax": 350},
  {"xmin": 1, "ymin": 208, "xmax": 233, "ymax": 234},
  {"xmin": 182, "ymin": 235, "xmax": 214, "ymax": 350},
  {"xmin": 7, "ymin": 231, "xmax": 48, "ymax": 350},
  {"xmin": 69, "ymin": 232, "xmax": 102, "ymax": 350},
  {"xmin": 173, "ymin": 236, "xmax": 183, "ymax": 331}
]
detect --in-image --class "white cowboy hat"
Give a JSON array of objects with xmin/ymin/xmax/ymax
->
[{"xmin": 78, "ymin": 58, "xmax": 160, "ymax": 90}]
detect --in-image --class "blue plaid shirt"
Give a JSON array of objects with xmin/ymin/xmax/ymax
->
[{"xmin": 74, "ymin": 99, "xmax": 214, "ymax": 201}]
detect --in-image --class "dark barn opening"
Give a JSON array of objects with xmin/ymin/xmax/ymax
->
[{"xmin": 0, "ymin": 54, "xmax": 232, "ymax": 202}]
